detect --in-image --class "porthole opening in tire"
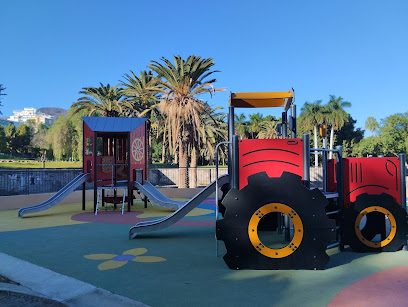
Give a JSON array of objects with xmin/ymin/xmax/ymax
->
[
  {"xmin": 248, "ymin": 203, "xmax": 304, "ymax": 259},
  {"xmin": 355, "ymin": 206, "xmax": 397, "ymax": 248},
  {"xmin": 257, "ymin": 212, "xmax": 294, "ymax": 250}
]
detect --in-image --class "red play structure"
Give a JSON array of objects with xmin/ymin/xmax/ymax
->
[
  {"xmin": 82, "ymin": 117, "xmax": 148, "ymax": 212},
  {"xmin": 18, "ymin": 116, "xmax": 148, "ymax": 218}
]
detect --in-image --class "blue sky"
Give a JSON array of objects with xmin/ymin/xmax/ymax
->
[{"xmin": 1, "ymin": 0, "xmax": 407, "ymax": 134}]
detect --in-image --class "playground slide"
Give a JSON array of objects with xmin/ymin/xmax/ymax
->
[
  {"xmin": 129, "ymin": 174, "xmax": 229, "ymax": 239},
  {"xmin": 18, "ymin": 173, "xmax": 90, "ymax": 218},
  {"xmin": 134, "ymin": 181, "xmax": 186, "ymax": 210}
]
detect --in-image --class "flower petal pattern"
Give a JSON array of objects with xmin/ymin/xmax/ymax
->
[
  {"xmin": 84, "ymin": 254, "xmax": 116, "ymax": 260},
  {"xmin": 133, "ymin": 256, "xmax": 166, "ymax": 263},
  {"xmin": 122, "ymin": 248, "xmax": 147, "ymax": 256},
  {"xmin": 98, "ymin": 260, "xmax": 127, "ymax": 271}
]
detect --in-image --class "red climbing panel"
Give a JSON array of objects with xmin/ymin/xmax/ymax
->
[
  {"xmin": 238, "ymin": 139, "xmax": 304, "ymax": 189},
  {"xmin": 342, "ymin": 157, "xmax": 402, "ymax": 207}
]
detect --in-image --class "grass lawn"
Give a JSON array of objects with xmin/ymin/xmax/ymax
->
[{"xmin": 0, "ymin": 160, "xmax": 82, "ymax": 169}]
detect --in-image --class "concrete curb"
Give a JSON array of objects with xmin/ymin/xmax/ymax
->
[
  {"xmin": 0, "ymin": 252, "xmax": 148, "ymax": 306},
  {"xmin": 0, "ymin": 282, "xmax": 49, "ymax": 298}
]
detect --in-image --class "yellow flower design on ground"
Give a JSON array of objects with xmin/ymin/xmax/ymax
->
[{"xmin": 84, "ymin": 248, "xmax": 166, "ymax": 271}]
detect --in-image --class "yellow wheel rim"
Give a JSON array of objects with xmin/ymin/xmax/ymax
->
[
  {"xmin": 248, "ymin": 203, "xmax": 303, "ymax": 259},
  {"xmin": 355, "ymin": 206, "xmax": 397, "ymax": 248}
]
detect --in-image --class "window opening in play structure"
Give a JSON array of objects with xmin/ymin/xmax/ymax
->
[
  {"xmin": 97, "ymin": 137, "xmax": 103, "ymax": 156},
  {"xmin": 85, "ymin": 137, "xmax": 93, "ymax": 156},
  {"xmin": 359, "ymin": 212, "xmax": 392, "ymax": 244},
  {"xmin": 258, "ymin": 212, "xmax": 294, "ymax": 250}
]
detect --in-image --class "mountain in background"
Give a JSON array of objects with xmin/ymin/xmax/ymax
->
[{"xmin": 38, "ymin": 107, "xmax": 68, "ymax": 118}]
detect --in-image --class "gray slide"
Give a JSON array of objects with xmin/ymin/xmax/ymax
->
[
  {"xmin": 129, "ymin": 174, "xmax": 229, "ymax": 239},
  {"xmin": 134, "ymin": 181, "xmax": 186, "ymax": 210},
  {"xmin": 18, "ymin": 173, "xmax": 90, "ymax": 218}
]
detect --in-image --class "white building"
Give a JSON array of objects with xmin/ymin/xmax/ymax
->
[{"xmin": 8, "ymin": 108, "xmax": 53, "ymax": 126}]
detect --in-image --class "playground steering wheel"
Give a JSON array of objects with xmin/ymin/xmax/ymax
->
[{"xmin": 132, "ymin": 138, "xmax": 144, "ymax": 162}]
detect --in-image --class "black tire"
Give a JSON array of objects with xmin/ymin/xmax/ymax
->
[
  {"xmin": 343, "ymin": 193, "xmax": 408, "ymax": 253},
  {"xmin": 216, "ymin": 172, "xmax": 336, "ymax": 270}
]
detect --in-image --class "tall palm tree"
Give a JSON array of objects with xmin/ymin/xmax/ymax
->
[
  {"xmin": 121, "ymin": 70, "xmax": 162, "ymax": 164},
  {"xmin": 326, "ymin": 95, "xmax": 351, "ymax": 158},
  {"xmin": 72, "ymin": 83, "xmax": 127, "ymax": 117},
  {"xmin": 149, "ymin": 55, "xmax": 224, "ymax": 188},
  {"xmin": 365, "ymin": 116, "xmax": 379, "ymax": 137},
  {"xmin": 300, "ymin": 100, "xmax": 325, "ymax": 167},
  {"xmin": 249, "ymin": 113, "xmax": 264, "ymax": 139},
  {"xmin": 234, "ymin": 113, "xmax": 248, "ymax": 139},
  {"xmin": 187, "ymin": 105, "xmax": 227, "ymax": 187},
  {"xmin": 121, "ymin": 70, "xmax": 161, "ymax": 117}
]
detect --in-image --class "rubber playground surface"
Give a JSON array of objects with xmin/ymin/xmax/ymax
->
[{"xmin": 1, "ymin": 198, "xmax": 408, "ymax": 306}]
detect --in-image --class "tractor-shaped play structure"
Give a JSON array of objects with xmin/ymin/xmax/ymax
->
[
  {"xmin": 129, "ymin": 89, "xmax": 407, "ymax": 270},
  {"xmin": 18, "ymin": 90, "xmax": 407, "ymax": 271}
]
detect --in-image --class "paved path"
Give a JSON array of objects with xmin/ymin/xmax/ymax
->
[{"xmin": 0, "ymin": 252, "xmax": 147, "ymax": 306}]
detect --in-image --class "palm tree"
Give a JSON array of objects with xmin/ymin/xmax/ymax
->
[
  {"xmin": 300, "ymin": 100, "xmax": 325, "ymax": 167},
  {"xmin": 186, "ymin": 105, "xmax": 227, "ymax": 187},
  {"xmin": 149, "ymin": 55, "xmax": 224, "ymax": 188},
  {"xmin": 121, "ymin": 70, "xmax": 162, "ymax": 164},
  {"xmin": 72, "ymin": 83, "xmax": 127, "ymax": 117},
  {"xmin": 121, "ymin": 70, "xmax": 161, "ymax": 117},
  {"xmin": 249, "ymin": 113, "xmax": 264, "ymax": 138},
  {"xmin": 326, "ymin": 95, "xmax": 351, "ymax": 158},
  {"xmin": 258, "ymin": 120, "xmax": 278, "ymax": 139},
  {"xmin": 234, "ymin": 113, "xmax": 248, "ymax": 139},
  {"xmin": 365, "ymin": 116, "xmax": 379, "ymax": 137}
]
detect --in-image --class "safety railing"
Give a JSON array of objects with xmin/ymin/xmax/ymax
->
[{"xmin": 0, "ymin": 168, "xmax": 93, "ymax": 196}]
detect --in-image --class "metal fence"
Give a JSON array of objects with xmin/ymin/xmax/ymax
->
[
  {"xmin": 0, "ymin": 169, "xmax": 93, "ymax": 196},
  {"xmin": 148, "ymin": 167, "xmax": 228, "ymax": 187}
]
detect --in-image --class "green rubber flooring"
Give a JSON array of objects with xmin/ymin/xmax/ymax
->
[{"xmin": 1, "ymin": 201, "xmax": 408, "ymax": 306}]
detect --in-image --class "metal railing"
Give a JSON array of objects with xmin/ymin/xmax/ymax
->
[{"xmin": 0, "ymin": 168, "xmax": 93, "ymax": 196}]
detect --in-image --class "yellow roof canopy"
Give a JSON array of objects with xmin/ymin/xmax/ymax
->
[{"xmin": 230, "ymin": 90, "xmax": 294, "ymax": 110}]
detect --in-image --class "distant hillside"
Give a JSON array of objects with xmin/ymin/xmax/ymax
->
[{"xmin": 37, "ymin": 107, "xmax": 68, "ymax": 118}]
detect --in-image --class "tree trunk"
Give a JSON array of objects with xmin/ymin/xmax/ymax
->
[
  {"xmin": 329, "ymin": 127, "xmax": 334, "ymax": 159},
  {"xmin": 190, "ymin": 147, "xmax": 197, "ymax": 188},
  {"xmin": 161, "ymin": 142, "xmax": 166, "ymax": 164},
  {"xmin": 314, "ymin": 125, "xmax": 319, "ymax": 167},
  {"xmin": 161, "ymin": 129, "xmax": 166, "ymax": 164},
  {"xmin": 178, "ymin": 139, "xmax": 189, "ymax": 188}
]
